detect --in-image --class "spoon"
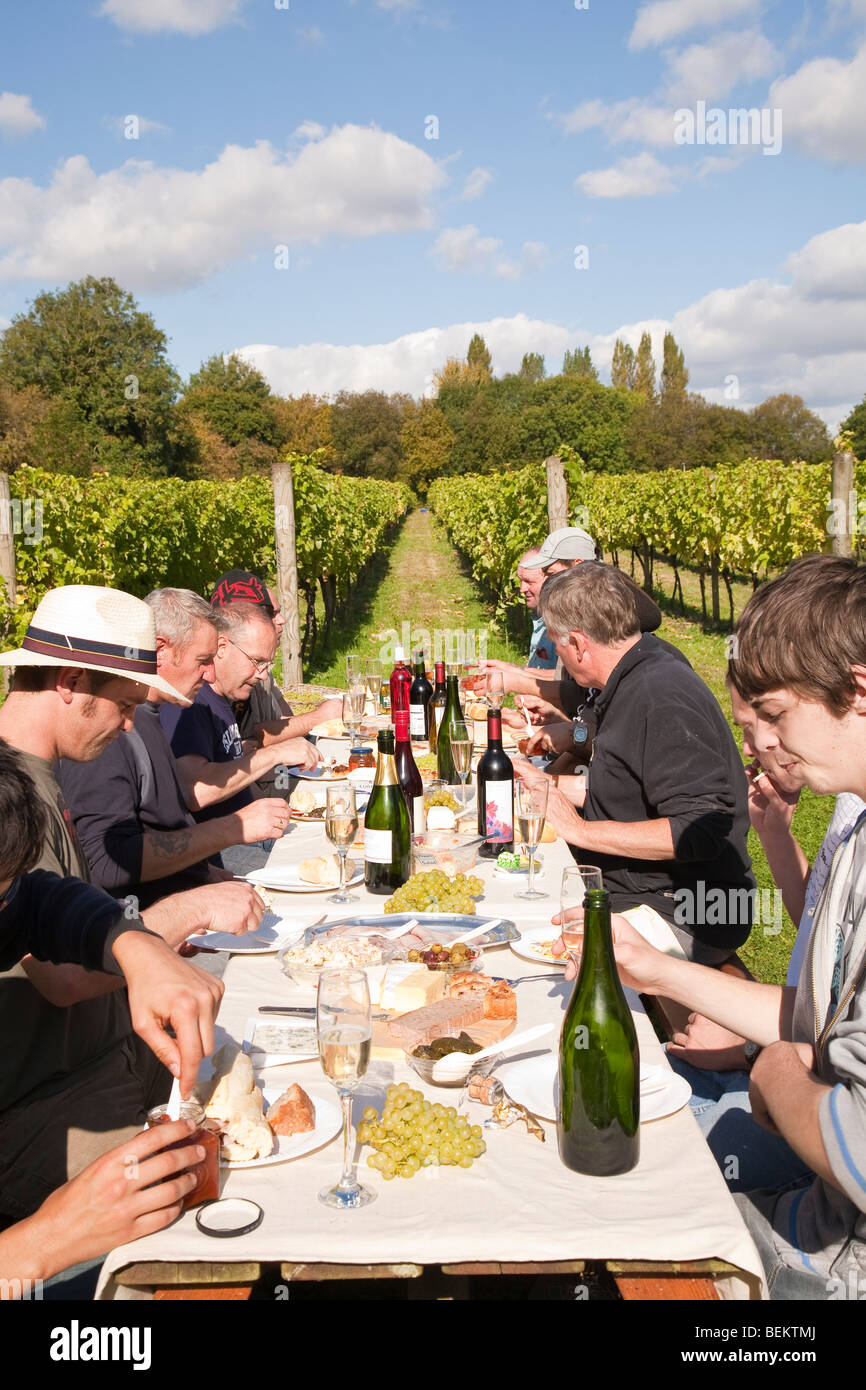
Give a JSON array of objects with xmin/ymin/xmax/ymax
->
[
  {"xmin": 380, "ymin": 917, "xmax": 420, "ymax": 940},
  {"xmin": 452, "ymin": 917, "xmax": 501, "ymax": 945},
  {"xmin": 166, "ymin": 1076, "xmax": 182, "ymax": 1121},
  {"xmin": 431, "ymin": 1022, "xmax": 554, "ymax": 1081}
]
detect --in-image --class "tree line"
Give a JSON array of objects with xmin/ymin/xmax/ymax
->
[{"xmin": 0, "ymin": 275, "xmax": 857, "ymax": 492}]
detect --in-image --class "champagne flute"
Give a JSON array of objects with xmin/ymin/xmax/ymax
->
[
  {"xmin": 451, "ymin": 719, "xmax": 473, "ymax": 808},
  {"xmin": 317, "ymin": 969, "xmax": 375, "ymax": 1209},
  {"xmin": 487, "ymin": 670, "xmax": 504, "ymax": 710},
  {"xmin": 342, "ymin": 687, "xmax": 365, "ymax": 745},
  {"xmin": 561, "ymin": 865, "xmax": 603, "ymax": 965},
  {"xmin": 516, "ymin": 778, "xmax": 549, "ymax": 900},
  {"xmin": 325, "ymin": 783, "xmax": 358, "ymax": 903},
  {"xmin": 365, "ymin": 658, "xmax": 383, "ymax": 716},
  {"xmin": 345, "ymin": 653, "xmax": 362, "ymax": 689}
]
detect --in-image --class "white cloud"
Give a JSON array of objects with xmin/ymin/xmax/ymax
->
[
  {"xmin": 459, "ymin": 166, "xmax": 493, "ymax": 201},
  {"xmin": 0, "ymin": 125, "xmax": 446, "ymax": 291},
  {"xmin": 432, "ymin": 225, "xmax": 548, "ymax": 278},
  {"xmin": 99, "ymin": 0, "xmax": 245, "ymax": 34},
  {"xmin": 298, "ymin": 26, "xmax": 324, "ymax": 43},
  {"xmin": 770, "ymin": 42, "xmax": 866, "ymax": 164},
  {"xmin": 238, "ymin": 218, "xmax": 866, "ymax": 431},
  {"xmin": 663, "ymin": 31, "xmax": 781, "ymax": 104},
  {"xmin": 558, "ymin": 97, "xmax": 675, "ymax": 147},
  {"xmin": 0, "ymin": 92, "xmax": 45, "ymax": 137},
  {"xmin": 629, "ymin": 0, "xmax": 760, "ymax": 51},
  {"xmin": 576, "ymin": 152, "xmax": 679, "ymax": 198}
]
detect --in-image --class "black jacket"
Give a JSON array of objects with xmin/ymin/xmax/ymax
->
[{"xmin": 582, "ymin": 633, "xmax": 754, "ymax": 948}]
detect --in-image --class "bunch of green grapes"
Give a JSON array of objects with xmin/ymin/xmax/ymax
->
[
  {"xmin": 358, "ymin": 1084, "xmax": 486, "ymax": 1179},
  {"xmin": 383, "ymin": 869, "xmax": 484, "ymax": 914},
  {"xmin": 423, "ymin": 788, "xmax": 461, "ymax": 814}
]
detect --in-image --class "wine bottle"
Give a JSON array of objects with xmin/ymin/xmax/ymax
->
[
  {"xmin": 558, "ymin": 888, "xmax": 639, "ymax": 1176},
  {"xmin": 476, "ymin": 708, "xmax": 514, "ymax": 858},
  {"xmin": 364, "ymin": 729, "xmax": 412, "ymax": 895},
  {"xmin": 428, "ymin": 659, "xmax": 447, "ymax": 755},
  {"xmin": 409, "ymin": 650, "xmax": 433, "ymax": 742},
  {"xmin": 389, "ymin": 646, "xmax": 411, "ymax": 717},
  {"xmin": 394, "ymin": 709, "xmax": 425, "ymax": 833},
  {"xmin": 436, "ymin": 666, "xmax": 463, "ymax": 785}
]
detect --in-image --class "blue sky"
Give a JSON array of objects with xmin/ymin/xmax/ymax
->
[{"xmin": 1, "ymin": 0, "xmax": 864, "ymax": 426}]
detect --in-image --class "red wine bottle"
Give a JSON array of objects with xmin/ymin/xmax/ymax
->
[
  {"xmin": 428, "ymin": 660, "xmax": 447, "ymax": 754},
  {"xmin": 476, "ymin": 708, "xmax": 514, "ymax": 858},
  {"xmin": 389, "ymin": 646, "xmax": 411, "ymax": 716},
  {"xmin": 394, "ymin": 709, "xmax": 425, "ymax": 832},
  {"xmin": 409, "ymin": 650, "xmax": 434, "ymax": 742}
]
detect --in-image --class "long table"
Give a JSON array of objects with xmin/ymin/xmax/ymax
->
[{"xmin": 95, "ymin": 820, "xmax": 766, "ymax": 1300}]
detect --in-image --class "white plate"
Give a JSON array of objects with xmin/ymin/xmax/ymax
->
[
  {"xmin": 246, "ymin": 865, "xmax": 365, "ymax": 894},
  {"xmin": 509, "ymin": 924, "xmax": 568, "ymax": 967},
  {"xmin": 296, "ymin": 764, "xmax": 353, "ymax": 782},
  {"xmin": 193, "ymin": 912, "xmax": 315, "ymax": 955},
  {"xmin": 243, "ymin": 1016, "xmax": 318, "ymax": 1066},
  {"xmin": 497, "ymin": 1053, "xmax": 692, "ymax": 1124},
  {"xmin": 220, "ymin": 1086, "xmax": 341, "ymax": 1169}
]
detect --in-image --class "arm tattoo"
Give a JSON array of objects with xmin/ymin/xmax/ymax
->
[{"xmin": 148, "ymin": 829, "xmax": 194, "ymax": 859}]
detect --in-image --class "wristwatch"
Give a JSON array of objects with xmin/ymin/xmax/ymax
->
[
  {"xmin": 744, "ymin": 1040, "xmax": 762, "ymax": 1071},
  {"xmin": 572, "ymin": 721, "xmax": 589, "ymax": 748}
]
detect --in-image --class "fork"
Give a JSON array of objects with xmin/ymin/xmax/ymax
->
[{"xmin": 490, "ymin": 972, "xmax": 560, "ymax": 987}]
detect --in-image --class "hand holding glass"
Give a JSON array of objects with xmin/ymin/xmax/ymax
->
[
  {"xmin": 560, "ymin": 865, "xmax": 603, "ymax": 963},
  {"xmin": 317, "ymin": 969, "xmax": 375, "ymax": 1209}
]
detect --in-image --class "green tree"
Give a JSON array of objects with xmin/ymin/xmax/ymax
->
[
  {"xmin": 610, "ymin": 340, "xmax": 635, "ymax": 391},
  {"xmin": 660, "ymin": 332, "xmax": 689, "ymax": 397},
  {"xmin": 841, "ymin": 396, "xmax": 866, "ymax": 459},
  {"xmin": 0, "ymin": 275, "xmax": 187, "ymax": 475},
  {"xmin": 519, "ymin": 376, "xmax": 636, "ymax": 473},
  {"xmin": 519, "ymin": 352, "xmax": 545, "ymax": 383},
  {"xmin": 181, "ymin": 353, "xmax": 279, "ymax": 449},
  {"xmin": 329, "ymin": 390, "xmax": 410, "ymax": 480},
  {"xmin": 466, "ymin": 333, "xmax": 493, "ymax": 382},
  {"xmin": 562, "ymin": 346, "xmax": 598, "ymax": 380},
  {"xmin": 748, "ymin": 393, "xmax": 831, "ymax": 465},
  {"xmin": 633, "ymin": 332, "xmax": 656, "ymax": 401},
  {"xmin": 400, "ymin": 398, "xmax": 455, "ymax": 493},
  {"xmin": 272, "ymin": 393, "xmax": 333, "ymax": 461}
]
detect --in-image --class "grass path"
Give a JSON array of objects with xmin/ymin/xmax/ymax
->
[{"xmin": 306, "ymin": 509, "xmax": 524, "ymax": 687}]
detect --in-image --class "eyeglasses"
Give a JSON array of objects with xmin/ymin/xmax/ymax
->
[{"xmin": 227, "ymin": 637, "xmax": 274, "ymax": 673}]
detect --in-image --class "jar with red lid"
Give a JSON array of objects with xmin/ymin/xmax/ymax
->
[{"xmin": 146, "ymin": 1101, "xmax": 221, "ymax": 1208}]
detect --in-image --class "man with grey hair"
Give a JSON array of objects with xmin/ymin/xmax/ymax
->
[
  {"xmin": 58, "ymin": 589, "xmax": 312, "ymax": 902},
  {"xmin": 160, "ymin": 601, "xmax": 319, "ymax": 875},
  {"xmin": 514, "ymin": 563, "xmax": 755, "ymax": 962}
]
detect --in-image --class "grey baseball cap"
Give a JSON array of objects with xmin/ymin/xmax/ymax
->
[{"xmin": 523, "ymin": 527, "xmax": 597, "ymax": 569}]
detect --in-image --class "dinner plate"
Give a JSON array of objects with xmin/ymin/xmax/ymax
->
[
  {"xmin": 192, "ymin": 912, "xmax": 317, "ymax": 954},
  {"xmin": 243, "ymin": 1016, "xmax": 318, "ymax": 1066},
  {"xmin": 509, "ymin": 923, "xmax": 567, "ymax": 967},
  {"xmin": 496, "ymin": 1053, "xmax": 692, "ymax": 1124},
  {"xmin": 305, "ymin": 912, "xmax": 520, "ymax": 948},
  {"xmin": 220, "ymin": 1086, "xmax": 341, "ymax": 1169},
  {"xmin": 246, "ymin": 865, "xmax": 365, "ymax": 894}
]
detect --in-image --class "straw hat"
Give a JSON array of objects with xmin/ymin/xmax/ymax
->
[{"xmin": 0, "ymin": 585, "xmax": 190, "ymax": 704}]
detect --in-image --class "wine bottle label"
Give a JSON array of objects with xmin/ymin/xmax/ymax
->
[
  {"xmin": 432, "ymin": 704, "xmax": 444, "ymax": 729},
  {"xmin": 409, "ymin": 704, "xmax": 426, "ymax": 738},
  {"xmin": 413, "ymin": 794, "xmax": 425, "ymax": 830},
  {"xmin": 483, "ymin": 779, "xmax": 513, "ymax": 842},
  {"xmin": 364, "ymin": 828, "xmax": 393, "ymax": 864}
]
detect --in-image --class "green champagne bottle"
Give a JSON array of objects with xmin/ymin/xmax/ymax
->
[
  {"xmin": 435, "ymin": 666, "xmax": 463, "ymax": 785},
  {"xmin": 364, "ymin": 729, "xmax": 412, "ymax": 895},
  {"xmin": 557, "ymin": 888, "xmax": 639, "ymax": 1175}
]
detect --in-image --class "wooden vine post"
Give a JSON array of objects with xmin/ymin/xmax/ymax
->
[
  {"xmin": 0, "ymin": 474, "xmax": 15, "ymax": 695},
  {"xmin": 271, "ymin": 459, "xmax": 304, "ymax": 687},
  {"xmin": 545, "ymin": 454, "xmax": 569, "ymax": 532},
  {"xmin": 831, "ymin": 449, "xmax": 855, "ymax": 558}
]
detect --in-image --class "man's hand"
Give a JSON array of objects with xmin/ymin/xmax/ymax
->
[
  {"xmin": 745, "ymin": 761, "xmax": 801, "ymax": 838},
  {"xmin": 512, "ymin": 756, "xmax": 585, "ymax": 839},
  {"xmin": 187, "ymin": 880, "xmax": 267, "ymax": 936},
  {"xmin": 19, "ymin": 1120, "xmax": 205, "ymax": 1278},
  {"xmin": 235, "ymin": 797, "xmax": 292, "ymax": 844},
  {"xmin": 526, "ymin": 722, "xmax": 575, "ymax": 756},
  {"xmin": 111, "ymin": 931, "xmax": 224, "ymax": 1097},
  {"xmin": 667, "ymin": 1012, "xmax": 747, "ymax": 1071},
  {"xmin": 315, "ymin": 696, "xmax": 344, "ymax": 723},
  {"xmin": 272, "ymin": 737, "xmax": 321, "ymax": 772},
  {"xmin": 517, "ymin": 694, "xmax": 562, "ymax": 725}
]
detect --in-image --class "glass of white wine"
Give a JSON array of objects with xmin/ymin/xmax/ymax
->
[
  {"xmin": 451, "ymin": 719, "xmax": 473, "ymax": 808},
  {"xmin": 317, "ymin": 968, "xmax": 375, "ymax": 1210},
  {"xmin": 516, "ymin": 778, "xmax": 549, "ymax": 900},
  {"xmin": 487, "ymin": 670, "xmax": 504, "ymax": 710},
  {"xmin": 560, "ymin": 865, "xmax": 603, "ymax": 965},
  {"xmin": 342, "ymin": 687, "xmax": 365, "ymax": 745},
  {"xmin": 325, "ymin": 783, "xmax": 358, "ymax": 903},
  {"xmin": 365, "ymin": 658, "xmax": 383, "ymax": 716},
  {"xmin": 345, "ymin": 653, "xmax": 362, "ymax": 688}
]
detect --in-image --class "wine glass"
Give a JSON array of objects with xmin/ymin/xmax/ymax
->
[
  {"xmin": 316, "ymin": 969, "xmax": 375, "ymax": 1210},
  {"xmin": 516, "ymin": 779, "xmax": 549, "ymax": 900},
  {"xmin": 345, "ymin": 653, "xmax": 362, "ymax": 688},
  {"xmin": 342, "ymin": 687, "xmax": 365, "ymax": 745},
  {"xmin": 561, "ymin": 865, "xmax": 603, "ymax": 965},
  {"xmin": 365, "ymin": 659, "xmax": 383, "ymax": 715},
  {"xmin": 487, "ymin": 670, "xmax": 504, "ymax": 710},
  {"xmin": 451, "ymin": 719, "xmax": 473, "ymax": 808},
  {"xmin": 325, "ymin": 783, "xmax": 359, "ymax": 903}
]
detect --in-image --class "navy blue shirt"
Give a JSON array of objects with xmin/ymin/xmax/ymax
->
[{"xmin": 161, "ymin": 683, "xmax": 253, "ymax": 822}]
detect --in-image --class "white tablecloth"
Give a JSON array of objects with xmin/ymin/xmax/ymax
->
[{"xmin": 95, "ymin": 822, "xmax": 766, "ymax": 1299}]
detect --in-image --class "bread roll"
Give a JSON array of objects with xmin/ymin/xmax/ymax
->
[
  {"xmin": 289, "ymin": 785, "xmax": 318, "ymax": 813},
  {"xmin": 204, "ymin": 1044, "xmax": 273, "ymax": 1162},
  {"xmin": 298, "ymin": 855, "xmax": 355, "ymax": 887}
]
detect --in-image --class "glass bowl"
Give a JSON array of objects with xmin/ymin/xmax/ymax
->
[
  {"xmin": 404, "ymin": 1043, "xmax": 497, "ymax": 1089},
  {"xmin": 277, "ymin": 935, "xmax": 401, "ymax": 990},
  {"xmin": 411, "ymin": 831, "xmax": 484, "ymax": 875}
]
